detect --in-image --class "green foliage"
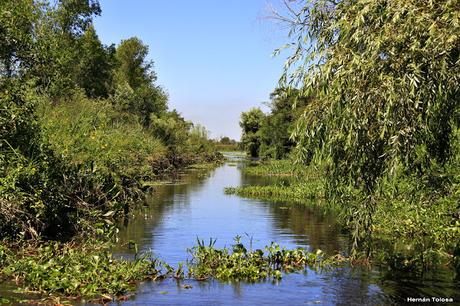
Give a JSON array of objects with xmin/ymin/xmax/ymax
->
[
  {"xmin": 283, "ymin": 0, "xmax": 460, "ymax": 192},
  {"xmin": 242, "ymin": 159, "xmax": 307, "ymax": 177},
  {"xmin": 0, "ymin": 81, "xmax": 75, "ymax": 239},
  {"xmin": 228, "ymin": 158, "xmax": 460, "ymax": 271},
  {"xmin": 225, "ymin": 160, "xmax": 325, "ymax": 202},
  {"xmin": 0, "ymin": 2, "xmax": 222, "ymax": 301},
  {"xmin": 30, "ymin": 0, "xmax": 103, "ymax": 97},
  {"xmin": 0, "ymin": 0, "xmax": 221, "ymax": 242},
  {"xmin": 111, "ymin": 37, "xmax": 168, "ymax": 125},
  {"xmin": 76, "ymin": 25, "xmax": 115, "ymax": 98},
  {"xmin": 370, "ymin": 169, "xmax": 460, "ymax": 270},
  {"xmin": 53, "ymin": 0, "xmax": 101, "ymax": 35},
  {"xmin": 225, "ymin": 184, "xmax": 322, "ymax": 204},
  {"xmin": 259, "ymin": 88, "xmax": 309, "ymax": 159},
  {"xmin": 219, "ymin": 137, "xmax": 234, "ymax": 145},
  {"xmin": 0, "ymin": 0, "xmax": 36, "ymax": 78},
  {"xmin": 0, "ymin": 0, "xmax": 222, "ymax": 243},
  {"xmin": 0, "ymin": 241, "xmax": 162, "ymax": 301},
  {"xmin": 277, "ymin": 0, "xmax": 460, "ymax": 255},
  {"xmin": 240, "ymin": 108, "xmax": 265, "ymax": 157},
  {"xmin": 240, "ymin": 88, "xmax": 309, "ymax": 159},
  {"xmin": 187, "ymin": 237, "xmax": 344, "ymax": 281},
  {"xmin": 215, "ymin": 136, "xmax": 239, "ymax": 151},
  {"xmin": 0, "ymin": 237, "xmax": 346, "ymax": 302},
  {"xmin": 39, "ymin": 93, "xmax": 166, "ymax": 179},
  {"xmin": 150, "ymin": 110, "xmax": 192, "ymax": 151},
  {"xmin": 114, "ymin": 37, "xmax": 155, "ymax": 90},
  {"xmin": 149, "ymin": 111, "xmax": 221, "ymax": 165}
]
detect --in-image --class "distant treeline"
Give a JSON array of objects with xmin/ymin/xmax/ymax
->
[{"xmin": 240, "ymin": 88, "xmax": 309, "ymax": 159}]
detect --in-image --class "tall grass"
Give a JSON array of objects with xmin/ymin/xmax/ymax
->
[{"xmin": 38, "ymin": 94, "xmax": 167, "ymax": 179}]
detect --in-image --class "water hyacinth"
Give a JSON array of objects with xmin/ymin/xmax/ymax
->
[
  {"xmin": 0, "ymin": 241, "xmax": 164, "ymax": 303},
  {"xmin": 187, "ymin": 237, "xmax": 346, "ymax": 282}
]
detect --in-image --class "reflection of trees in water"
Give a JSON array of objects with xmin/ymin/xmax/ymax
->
[
  {"xmin": 114, "ymin": 169, "xmax": 214, "ymax": 253},
  {"xmin": 264, "ymin": 202, "xmax": 348, "ymax": 254},
  {"xmin": 238, "ymin": 171, "xmax": 460, "ymax": 303},
  {"xmin": 239, "ymin": 170, "xmax": 391, "ymax": 304},
  {"xmin": 240, "ymin": 171, "xmax": 348, "ymax": 254},
  {"xmin": 113, "ymin": 161, "xmax": 459, "ymax": 303},
  {"xmin": 240, "ymin": 173, "xmax": 281, "ymax": 187},
  {"xmin": 377, "ymin": 268, "xmax": 460, "ymax": 303},
  {"xmin": 315, "ymin": 267, "xmax": 390, "ymax": 305}
]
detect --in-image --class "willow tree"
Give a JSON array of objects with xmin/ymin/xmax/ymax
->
[{"xmin": 279, "ymin": 0, "xmax": 460, "ymax": 251}]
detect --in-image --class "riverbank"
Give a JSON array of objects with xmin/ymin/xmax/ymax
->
[
  {"xmin": 1, "ymin": 89, "xmax": 223, "ymax": 304},
  {"xmin": 225, "ymin": 159, "xmax": 460, "ymax": 273},
  {"xmin": 3, "ymin": 158, "xmax": 457, "ymax": 304},
  {"xmin": 0, "ymin": 161, "xmax": 223, "ymax": 304}
]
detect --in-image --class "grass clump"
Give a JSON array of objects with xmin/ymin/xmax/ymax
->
[
  {"xmin": 187, "ymin": 237, "xmax": 346, "ymax": 282},
  {"xmin": 226, "ymin": 159, "xmax": 325, "ymax": 202},
  {"xmin": 242, "ymin": 159, "xmax": 309, "ymax": 177},
  {"xmin": 224, "ymin": 183, "xmax": 322, "ymax": 203}
]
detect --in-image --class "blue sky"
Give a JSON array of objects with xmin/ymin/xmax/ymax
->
[{"xmin": 94, "ymin": 0, "xmax": 290, "ymax": 140}]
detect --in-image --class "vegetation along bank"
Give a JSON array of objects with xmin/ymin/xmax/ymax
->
[
  {"xmin": 234, "ymin": 0, "xmax": 460, "ymax": 274},
  {"xmin": 1, "ymin": 0, "xmax": 459, "ymax": 303},
  {"xmin": 0, "ymin": 0, "xmax": 222, "ymax": 303}
]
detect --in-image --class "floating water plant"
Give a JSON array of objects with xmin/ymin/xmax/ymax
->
[{"xmin": 187, "ymin": 237, "xmax": 346, "ymax": 282}]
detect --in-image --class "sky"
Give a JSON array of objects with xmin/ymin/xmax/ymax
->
[{"xmin": 94, "ymin": 0, "xmax": 291, "ymax": 140}]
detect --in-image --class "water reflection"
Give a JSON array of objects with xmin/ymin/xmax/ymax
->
[
  {"xmin": 112, "ymin": 156, "xmax": 459, "ymax": 305},
  {"xmin": 114, "ymin": 163, "xmax": 350, "ymax": 263},
  {"xmin": 111, "ymin": 160, "xmax": 382, "ymax": 304}
]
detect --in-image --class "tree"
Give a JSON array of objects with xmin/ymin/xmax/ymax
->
[
  {"xmin": 282, "ymin": 0, "xmax": 459, "ymax": 190},
  {"xmin": 112, "ymin": 37, "xmax": 168, "ymax": 125},
  {"xmin": 279, "ymin": 0, "xmax": 460, "ymax": 251},
  {"xmin": 28, "ymin": 0, "xmax": 102, "ymax": 98},
  {"xmin": 114, "ymin": 37, "xmax": 155, "ymax": 89},
  {"xmin": 0, "ymin": 0, "xmax": 36, "ymax": 78},
  {"xmin": 76, "ymin": 25, "xmax": 115, "ymax": 98},
  {"xmin": 1, "ymin": 0, "xmax": 39, "ymax": 151},
  {"xmin": 240, "ymin": 108, "xmax": 266, "ymax": 157},
  {"xmin": 54, "ymin": 0, "xmax": 101, "ymax": 37},
  {"xmin": 150, "ymin": 110, "xmax": 191, "ymax": 152},
  {"xmin": 259, "ymin": 88, "xmax": 309, "ymax": 159},
  {"xmin": 0, "ymin": 0, "xmax": 88, "ymax": 238},
  {"xmin": 219, "ymin": 137, "xmax": 232, "ymax": 145}
]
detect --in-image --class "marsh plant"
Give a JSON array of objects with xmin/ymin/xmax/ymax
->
[
  {"xmin": 187, "ymin": 236, "xmax": 346, "ymax": 282},
  {"xmin": 0, "ymin": 241, "xmax": 166, "ymax": 304},
  {"xmin": 0, "ymin": 237, "xmax": 346, "ymax": 303}
]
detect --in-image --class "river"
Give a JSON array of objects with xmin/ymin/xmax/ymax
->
[{"xmin": 111, "ymin": 153, "xmax": 459, "ymax": 305}]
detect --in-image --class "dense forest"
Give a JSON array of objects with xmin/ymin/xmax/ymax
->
[{"xmin": 237, "ymin": 0, "xmax": 460, "ymax": 271}]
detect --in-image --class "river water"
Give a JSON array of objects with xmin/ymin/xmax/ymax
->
[{"xmin": 112, "ymin": 154, "xmax": 459, "ymax": 306}]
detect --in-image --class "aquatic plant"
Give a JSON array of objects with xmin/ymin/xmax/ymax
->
[
  {"xmin": 242, "ymin": 159, "xmax": 311, "ymax": 177},
  {"xmin": 187, "ymin": 237, "xmax": 346, "ymax": 282},
  {"xmin": 224, "ymin": 183, "xmax": 323, "ymax": 203},
  {"xmin": 0, "ymin": 241, "xmax": 164, "ymax": 303},
  {"xmin": 0, "ymin": 237, "xmax": 348, "ymax": 303}
]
